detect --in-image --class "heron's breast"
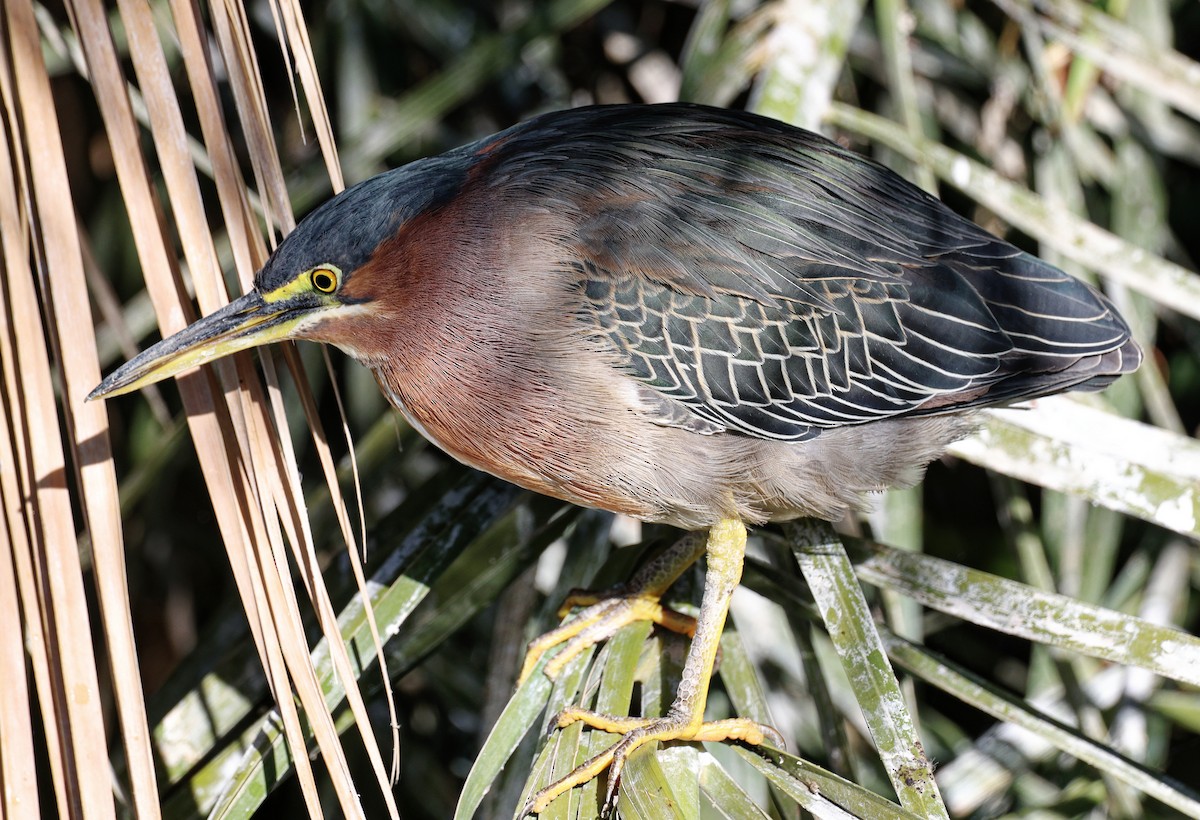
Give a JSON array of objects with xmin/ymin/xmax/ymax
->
[{"xmin": 370, "ymin": 343, "xmax": 665, "ymax": 520}]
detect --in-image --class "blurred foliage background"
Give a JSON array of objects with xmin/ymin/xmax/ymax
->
[{"xmin": 6, "ymin": 0, "xmax": 1200, "ymax": 817}]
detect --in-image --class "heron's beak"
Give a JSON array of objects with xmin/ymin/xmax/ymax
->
[{"xmin": 88, "ymin": 290, "xmax": 314, "ymax": 400}]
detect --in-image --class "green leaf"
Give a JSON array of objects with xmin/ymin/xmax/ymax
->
[
  {"xmin": 846, "ymin": 537, "xmax": 1200, "ymax": 687},
  {"xmin": 884, "ymin": 630, "xmax": 1200, "ymax": 817},
  {"xmin": 786, "ymin": 520, "xmax": 949, "ymax": 820}
]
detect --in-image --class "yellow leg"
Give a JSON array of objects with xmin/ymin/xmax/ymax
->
[
  {"xmin": 517, "ymin": 532, "xmax": 707, "ymax": 685},
  {"xmin": 521, "ymin": 518, "xmax": 781, "ymax": 817}
]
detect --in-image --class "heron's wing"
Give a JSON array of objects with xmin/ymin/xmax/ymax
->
[
  {"xmin": 492, "ymin": 105, "xmax": 1139, "ymax": 440},
  {"xmin": 577, "ymin": 255, "xmax": 1133, "ymax": 440}
]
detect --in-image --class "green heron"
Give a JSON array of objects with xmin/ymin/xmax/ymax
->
[{"xmin": 91, "ymin": 103, "xmax": 1140, "ymax": 814}]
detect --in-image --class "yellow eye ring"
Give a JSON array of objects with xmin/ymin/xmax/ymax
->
[{"xmin": 311, "ymin": 267, "xmax": 339, "ymax": 294}]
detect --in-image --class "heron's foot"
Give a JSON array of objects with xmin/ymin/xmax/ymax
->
[
  {"xmin": 516, "ymin": 590, "xmax": 696, "ymax": 685},
  {"xmin": 517, "ymin": 533, "xmax": 708, "ymax": 685},
  {"xmin": 519, "ymin": 521, "xmax": 757, "ymax": 816},
  {"xmin": 520, "ymin": 707, "xmax": 782, "ymax": 816}
]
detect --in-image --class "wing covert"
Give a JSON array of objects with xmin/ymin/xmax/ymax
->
[{"xmin": 482, "ymin": 104, "xmax": 1137, "ymax": 440}]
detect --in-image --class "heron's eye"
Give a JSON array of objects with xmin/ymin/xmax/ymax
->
[{"xmin": 311, "ymin": 267, "xmax": 339, "ymax": 294}]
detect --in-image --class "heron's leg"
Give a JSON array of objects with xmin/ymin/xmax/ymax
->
[
  {"xmin": 522, "ymin": 518, "xmax": 780, "ymax": 817},
  {"xmin": 517, "ymin": 531, "xmax": 707, "ymax": 684}
]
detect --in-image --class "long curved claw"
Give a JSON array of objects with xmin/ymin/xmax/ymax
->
[
  {"xmin": 516, "ymin": 533, "xmax": 708, "ymax": 686},
  {"xmin": 517, "ymin": 595, "xmax": 697, "ymax": 685}
]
